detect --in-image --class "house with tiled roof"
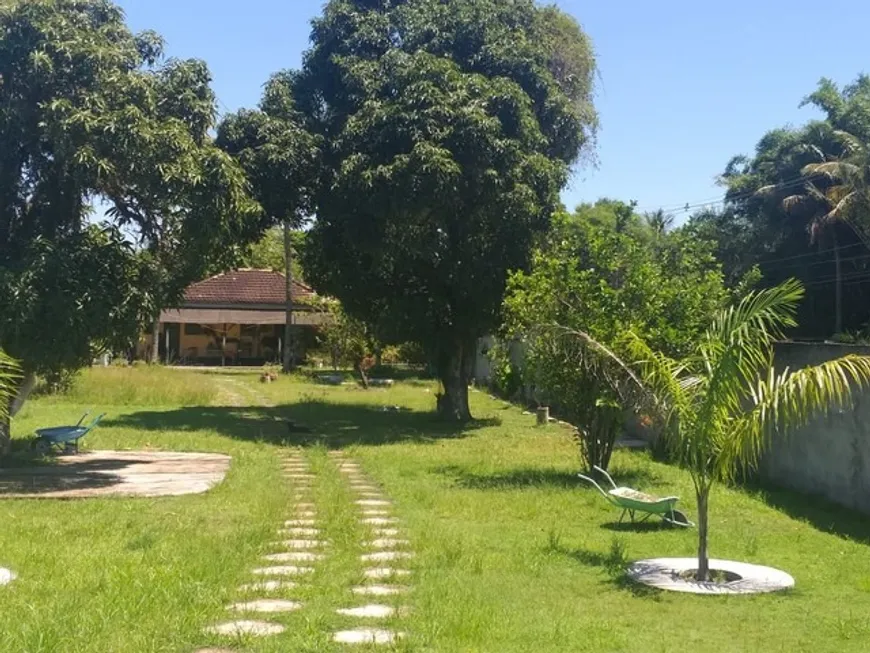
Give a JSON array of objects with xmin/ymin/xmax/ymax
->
[{"xmin": 149, "ymin": 269, "xmax": 327, "ymax": 365}]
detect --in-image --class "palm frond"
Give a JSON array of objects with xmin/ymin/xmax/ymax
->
[
  {"xmin": 0, "ymin": 350, "xmax": 22, "ymax": 423},
  {"xmin": 832, "ymin": 129, "xmax": 865, "ymax": 155},
  {"xmin": 621, "ymin": 332, "xmax": 693, "ymax": 424},
  {"xmin": 719, "ymin": 355, "xmax": 870, "ymax": 480}
]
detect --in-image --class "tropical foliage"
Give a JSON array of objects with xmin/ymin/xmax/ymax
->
[
  {"xmin": 615, "ymin": 280, "xmax": 870, "ymax": 580},
  {"xmin": 696, "ymin": 75, "xmax": 870, "ymax": 337},
  {"xmin": 502, "ymin": 202, "xmax": 727, "ymax": 470}
]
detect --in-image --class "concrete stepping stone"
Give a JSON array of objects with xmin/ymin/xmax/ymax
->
[
  {"xmin": 352, "ymin": 584, "xmax": 408, "ymax": 596},
  {"xmin": 284, "ymin": 519, "xmax": 317, "ymax": 526},
  {"xmin": 238, "ymin": 579, "xmax": 297, "ymax": 592},
  {"xmin": 279, "ymin": 528, "xmax": 320, "ymax": 536},
  {"xmin": 263, "ymin": 551, "xmax": 325, "ymax": 562},
  {"xmin": 252, "ymin": 565, "xmax": 315, "ymax": 576},
  {"xmin": 275, "ymin": 539, "xmax": 326, "ymax": 549},
  {"xmin": 336, "ymin": 604, "xmax": 396, "ymax": 618},
  {"xmin": 228, "ymin": 599, "xmax": 303, "ymax": 613},
  {"xmin": 295, "ymin": 502, "xmax": 315, "ymax": 509},
  {"xmin": 362, "ymin": 551, "xmax": 414, "ymax": 562},
  {"xmin": 205, "ymin": 620, "xmax": 285, "ymax": 637},
  {"xmin": 295, "ymin": 510, "xmax": 316, "ymax": 517},
  {"xmin": 362, "ymin": 517, "xmax": 398, "ymax": 525},
  {"xmin": 356, "ymin": 500, "xmax": 391, "ymax": 507},
  {"xmin": 361, "ymin": 509, "xmax": 390, "ymax": 517},
  {"xmin": 363, "ymin": 568, "xmax": 411, "ymax": 580},
  {"xmin": 365, "ymin": 539, "xmax": 410, "ymax": 549},
  {"xmin": 193, "ymin": 648, "xmax": 236, "ymax": 653},
  {"xmin": 358, "ymin": 493, "xmax": 385, "ymax": 500},
  {"xmin": 332, "ymin": 628, "xmax": 404, "ymax": 645},
  {"xmin": 287, "ymin": 474, "xmax": 315, "ymax": 479},
  {"xmin": 372, "ymin": 528, "xmax": 400, "ymax": 537}
]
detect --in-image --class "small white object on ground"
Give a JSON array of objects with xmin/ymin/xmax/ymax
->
[
  {"xmin": 275, "ymin": 539, "xmax": 326, "ymax": 549},
  {"xmin": 263, "ymin": 551, "xmax": 324, "ymax": 562},
  {"xmin": 362, "ymin": 551, "xmax": 414, "ymax": 562},
  {"xmin": 365, "ymin": 539, "xmax": 410, "ymax": 548},
  {"xmin": 0, "ymin": 568, "xmax": 15, "ymax": 585},
  {"xmin": 363, "ymin": 568, "xmax": 411, "ymax": 579},
  {"xmin": 351, "ymin": 584, "xmax": 408, "ymax": 596},
  {"xmin": 332, "ymin": 628, "xmax": 404, "ymax": 645},
  {"xmin": 627, "ymin": 558, "xmax": 795, "ymax": 595},
  {"xmin": 228, "ymin": 599, "xmax": 302, "ymax": 613},
  {"xmin": 336, "ymin": 604, "xmax": 396, "ymax": 618},
  {"xmin": 251, "ymin": 565, "xmax": 314, "ymax": 576},
  {"xmin": 205, "ymin": 620, "xmax": 285, "ymax": 636},
  {"xmin": 238, "ymin": 579, "xmax": 296, "ymax": 592}
]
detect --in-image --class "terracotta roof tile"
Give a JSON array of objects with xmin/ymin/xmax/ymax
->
[{"xmin": 183, "ymin": 270, "xmax": 316, "ymax": 306}]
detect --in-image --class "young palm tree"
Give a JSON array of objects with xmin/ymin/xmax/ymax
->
[
  {"xmin": 621, "ymin": 279, "xmax": 870, "ymax": 580},
  {"xmin": 0, "ymin": 350, "xmax": 22, "ymax": 451}
]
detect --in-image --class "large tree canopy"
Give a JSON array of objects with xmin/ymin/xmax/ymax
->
[
  {"xmin": 217, "ymin": 71, "xmax": 322, "ymax": 371},
  {"xmin": 0, "ymin": 0, "xmax": 256, "ymax": 449},
  {"xmin": 299, "ymin": 0, "xmax": 598, "ymax": 419}
]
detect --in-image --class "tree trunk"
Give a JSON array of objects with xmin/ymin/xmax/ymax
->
[
  {"xmin": 833, "ymin": 234, "xmax": 843, "ymax": 334},
  {"xmin": 1, "ymin": 371, "xmax": 37, "ymax": 456},
  {"xmin": 696, "ymin": 488, "xmax": 710, "ymax": 581},
  {"xmin": 283, "ymin": 221, "xmax": 295, "ymax": 373},
  {"xmin": 437, "ymin": 340, "xmax": 473, "ymax": 421},
  {"xmin": 355, "ymin": 360, "xmax": 370, "ymax": 389},
  {"xmin": 150, "ymin": 315, "xmax": 160, "ymax": 365}
]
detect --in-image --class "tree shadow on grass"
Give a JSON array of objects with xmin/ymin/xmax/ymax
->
[
  {"xmin": 104, "ymin": 400, "xmax": 499, "ymax": 449},
  {"xmin": 550, "ymin": 543, "xmax": 662, "ymax": 599},
  {"xmin": 436, "ymin": 465, "xmax": 663, "ymax": 492},
  {"xmin": 748, "ymin": 481, "xmax": 870, "ymax": 545}
]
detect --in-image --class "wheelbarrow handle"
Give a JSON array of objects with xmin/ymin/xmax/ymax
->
[{"xmin": 75, "ymin": 412, "xmax": 90, "ymax": 427}]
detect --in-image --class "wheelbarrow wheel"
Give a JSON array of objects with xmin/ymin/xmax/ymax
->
[{"xmin": 32, "ymin": 438, "xmax": 51, "ymax": 455}]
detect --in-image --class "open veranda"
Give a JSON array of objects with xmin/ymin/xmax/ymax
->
[{"xmin": 0, "ymin": 366, "xmax": 868, "ymax": 652}]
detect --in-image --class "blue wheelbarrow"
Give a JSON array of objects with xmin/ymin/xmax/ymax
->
[{"xmin": 32, "ymin": 412, "xmax": 106, "ymax": 454}]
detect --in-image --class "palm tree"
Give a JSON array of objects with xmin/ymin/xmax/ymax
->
[
  {"xmin": 624, "ymin": 279, "xmax": 870, "ymax": 580},
  {"xmin": 772, "ymin": 130, "xmax": 870, "ymax": 333},
  {"xmin": 563, "ymin": 280, "xmax": 870, "ymax": 581},
  {"xmin": 0, "ymin": 350, "xmax": 22, "ymax": 454}
]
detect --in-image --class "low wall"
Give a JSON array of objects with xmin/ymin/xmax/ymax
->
[{"xmin": 761, "ymin": 341, "xmax": 870, "ymax": 515}]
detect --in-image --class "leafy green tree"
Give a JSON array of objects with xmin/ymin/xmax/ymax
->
[
  {"xmin": 318, "ymin": 302, "xmax": 373, "ymax": 388},
  {"xmin": 240, "ymin": 226, "xmax": 308, "ymax": 280},
  {"xmin": 618, "ymin": 280, "xmax": 870, "ymax": 580},
  {"xmin": 298, "ymin": 0, "xmax": 598, "ymax": 420},
  {"xmin": 217, "ymin": 72, "xmax": 321, "ymax": 372},
  {"xmin": 503, "ymin": 202, "xmax": 727, "ymax": 470},
  {"xmin": 0, "ymin": 0, "xmax": 255, "ymax": 451}
]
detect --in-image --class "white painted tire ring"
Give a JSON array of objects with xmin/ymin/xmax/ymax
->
[{"xmin": 627, "ymin": 557, "xmax": 794, "ymax": 595}]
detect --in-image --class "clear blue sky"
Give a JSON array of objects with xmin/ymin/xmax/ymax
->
[{"xmin": 118, "ymin": 0, "xmax": 869, "ymax": 222}]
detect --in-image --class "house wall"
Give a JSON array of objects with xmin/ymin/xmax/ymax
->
[{"xmin": 760, "ymin": 341, "xmax": 870, "ymax": 515}]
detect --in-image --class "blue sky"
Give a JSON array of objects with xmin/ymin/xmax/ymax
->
[{"xmin": 118, "ymin": 0, "xmax": 870, "ymax": 222}]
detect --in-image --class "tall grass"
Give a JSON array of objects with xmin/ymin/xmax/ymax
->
[{"xmin": 63, "ymin": 366, "xmax": 220, "ymax": 406}]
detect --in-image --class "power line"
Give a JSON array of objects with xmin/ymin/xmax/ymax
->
[{"xmin": 634, "ymin": 175, "xmax": 810, "ymax": 217}]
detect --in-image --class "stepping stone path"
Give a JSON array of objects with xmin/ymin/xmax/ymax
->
[
  {"xmin": 204, "ymin": 449, "xmax": 411, "ymax": 647},
  {"xmin": 333, "ymin": 452, "xmax": 411, "ymax": 645},
  {"xmin": 203, "ymin": 451, "xmax": 327, "ymax": 646}
]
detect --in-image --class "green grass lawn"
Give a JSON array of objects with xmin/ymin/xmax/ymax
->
[{"xmin": 2, "ymin": 367, "xmax": 869, "ymax": 652}]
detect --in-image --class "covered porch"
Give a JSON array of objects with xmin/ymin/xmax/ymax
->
[{"xmin": 157, "ymin": 308, "xmax": 320, "ymax": 366}]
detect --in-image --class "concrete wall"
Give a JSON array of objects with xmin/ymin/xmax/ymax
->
[{"xmin": 761, "ymin": 341, "xmax": 870, "ymax": 515}]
